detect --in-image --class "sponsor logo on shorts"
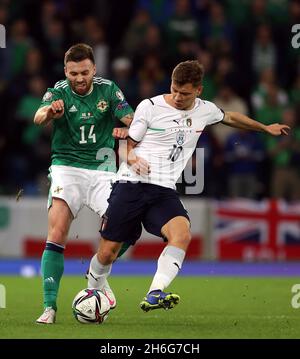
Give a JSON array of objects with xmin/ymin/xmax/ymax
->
[{"xmin": 53, "ymin": 186, "xmax": 63, "ymax": 194}]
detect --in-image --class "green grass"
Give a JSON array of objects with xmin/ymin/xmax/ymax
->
[{"xmin": 0, "ymin": 276, "xmax": 299, "ymax": 338}]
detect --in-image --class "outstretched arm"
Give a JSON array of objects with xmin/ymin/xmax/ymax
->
[{"xmin": 222, "ymin": 111, "xmax": 290, "ymax": 136}]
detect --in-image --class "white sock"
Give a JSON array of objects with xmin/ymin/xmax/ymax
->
[
  {"xmin": 87, "ymin": 254, "xmax": 111, "ymax": 289},
  {"xmin": 148, "ymin": 245, "xmax": 185, "ymax": 293}
]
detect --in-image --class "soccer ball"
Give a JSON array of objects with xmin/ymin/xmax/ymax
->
[{"xmin": 72, "ymin": 288, "xmax": 110, "ymax": 324}]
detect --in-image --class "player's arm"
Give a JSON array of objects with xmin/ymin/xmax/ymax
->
[
  {"xmin": 112, "ymin": 113, "xmax": 134, "ymax": 139},
  {"xmin": 118, "ymin": 99, "xmax": 151, "ymax": 174},
  {"xmin": 34, "ymin": 100, "xmax": 65, "ymax": 126},
  {"xmin": 126, "ymin": 137, "xmax": 150, "ymax": 175},
  {"xmin": 120, "ymin": 113, "xmax": 134, "ymax": 127},
  {"xmin": 222, "ymin": 111, "xmax": 290, "ymax": 136}
]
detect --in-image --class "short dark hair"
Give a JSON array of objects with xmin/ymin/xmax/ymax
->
[
  {"xmin": 64, "ymin": 43, "xmax": 95, "ymax": 65},
  {"xmin": 172, "ymin": 60, "xmax": 204, "ymax": 87}
]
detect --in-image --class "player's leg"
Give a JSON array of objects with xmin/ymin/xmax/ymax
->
[
  {"xmin": 36, "ymin": 198, "xmax": 73, "ymax": 323},
  {"xmin": 37, "ymin": 165, "xmax": 83, "ymax": 324},
  {"xmin": 86, "ymin": 238, "xmax": 123, "ymax": 308},
  {"xmin": 86, "ymin": 172, "xmax": 121, "ymax": 308},
  {"xmin": 149, "ymin": 216, "xmax": 190, "ymax": 292},
  {"xmin": 86, "ymin": 181, "xmax": 143, "ymax": 307},
  {"xmin": 140, "ymin": 187, "xmax": 191, "ymax": 312},
  {"xmin": 140, "ymin": 216, "xmax": 190, "ymax": 312}
]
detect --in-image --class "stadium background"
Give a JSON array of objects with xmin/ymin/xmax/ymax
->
[
  {"xmin": 0, "ymin": 0, "xmax": 300, "ymax": 263},
  {"xmin": 0, "ymin": 0, "xmax": 300, "ymax": 340}
]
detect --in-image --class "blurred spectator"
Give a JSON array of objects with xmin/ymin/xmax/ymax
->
[
  {"xmin": 41, "ymin": 0, "xmax": 58, "ymax": 27},
  {"xmin": 134, "ymin": 24, "xmax": 165, "ymax": 67},
  {"xmin": 285, "ymin": 0, "xmax": 300, "ymax": 84},
  {"xmin": 214, "ymin": 56, "xmax": 240, "ymax": 93},
  {"xmin": 137, "ymin": 54, "xmax": 168, "ymax": 94},
  {"xmin": 225, "ymin": 0, "xmax": 250, "ymax": 28},
  {"xmin": 213, "ymin": 84, "xmax": 249, "ymax": 145},
  {"xmin": 82, "ymin": 17, "xmax": 109, "ymax": 77},
  {"xmin": 196, "ymin": 127, "xmax": 224, "ymax": 198},
  {"xmin": 252, "ymin": 24, "xmax": 277, "ymax": 76},
  {"xmin": 111, "ymin": 57, "xmax": 137, "ymax": 107},
  {"xmin": 136, "ymin": 79, "xmax": 156, "ymax": 106},
  {"xmin": 224, "ymin": 129, "xmax": 265, "ymax": 198},
  {"xmin": 140, "ymin": 24, "xmax": 163, "ymax": 58},
  {"xmin": 202, "ymin": 1, "xmax": 235, "ymax": 56},
  {"xmin": 42, "ymin": 17, "xmax": 66, "ymax": 78},
  {"xmin": 16, "ymin": 76, "xmax": 47, "ymax": 124},
  {"xmin": 122, "ymin": 8, "xmax": 151, "ymax": 58},
  {"xmin": 10, "ymin": 47, "xmax": 47, "ymax": 99},
  {"xmin": 172, "ymin": 36, "xmax": 199, "ymax": 65},
  {"xmin": 251, "ymin": 68, "xmax": 289, "ymax": 111},
  {"xmin": 197, "ymin": 49, "xmax": 217, "ymax": 101},
  {"xmin": 6, "ymin": 19, "xmax": 34, "ymax": 80},
  {"xmin": 0, "ymin": 0, "xmax": 299, "ymax": 199},
  {"xmin": 289, "ymin": 74, "xmax": 300, "ymax": 106},
  {"xmin": 165, "ymin": 0, "xmax": 200, "ymax": 57},
  {"xmin": 255, "ymin": 83, "xmax": 286, "ymax": 128},
  {"xmin": 137, "ymin": 0, "xmax": 174, "ymax": 26},
  {"xmin": 0, "ymin": 3, "xmax": 8, "ymax": 26},
  {"xmin": 267, "ymin": 107, "xmax": 300, "ymax": 201}
]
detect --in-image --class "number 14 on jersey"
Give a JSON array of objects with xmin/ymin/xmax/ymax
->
[{"xmin": 79, "ymin": 125, "xmax": 96, "ymax": 144}]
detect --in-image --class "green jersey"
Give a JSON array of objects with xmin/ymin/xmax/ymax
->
[{"xmin": 40, "ymin": 77, "xmax": 133, "ymax": 171}]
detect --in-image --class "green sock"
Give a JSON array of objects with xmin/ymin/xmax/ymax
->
[{"xmin": 41, "ymin": 246, "xmax": 64, "ymax": 311}]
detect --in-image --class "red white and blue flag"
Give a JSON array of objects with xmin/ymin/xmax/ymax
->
[{"xmin": 213, "ymin": 199, "xmax": 300, "ymax": 260}]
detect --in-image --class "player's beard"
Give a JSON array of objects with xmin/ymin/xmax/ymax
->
[{"xmin": 71, "ymin": 79, "xmax": 93, "ymax": 95}]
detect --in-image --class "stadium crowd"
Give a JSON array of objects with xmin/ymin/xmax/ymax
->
[{"xmin": 0, "ymin": 0, "xmax": 299, "ymax": 200}]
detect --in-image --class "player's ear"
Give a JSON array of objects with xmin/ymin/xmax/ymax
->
[
  {"xmin": 197, "ymin": 86, "xmax": 203, "ymax": 96},
  {"xmin": 64, "ymin": 66, "xmax": 67, "ymax": 77},
  {"xmin": 93, "ymin": 65, "xmax": 96, "ymax": 76}
]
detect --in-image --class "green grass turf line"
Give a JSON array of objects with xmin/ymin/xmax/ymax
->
[{"xmin": 0, "ymin": 276, "xmax": 299, "ymax": 339}]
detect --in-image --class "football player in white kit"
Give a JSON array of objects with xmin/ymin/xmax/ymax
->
[{"xmin": 86, "ymin": 60, "xmax": 290, "ymax": 312}]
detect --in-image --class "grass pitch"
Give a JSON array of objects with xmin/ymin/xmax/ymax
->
[{"xmin": 0, "ymin": 275, "xmax": 299, "ymax": 339}]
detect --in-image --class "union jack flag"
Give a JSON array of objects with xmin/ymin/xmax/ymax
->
[{"xmin": 213, "ymin": 199, "xmax": 300, "ymax": 260}]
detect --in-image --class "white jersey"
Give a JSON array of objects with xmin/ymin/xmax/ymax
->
[{"xmin": 117, "ymin": 95, "xmax": 224, "ymax": 189}]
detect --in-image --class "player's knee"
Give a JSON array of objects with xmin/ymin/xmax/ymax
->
[
  {"xmin": 97, "ymin": 249, "xmax": 116, "ymax": 265},
  {"xmin": 181, "ymin": 231, "xmax": 192, "ymax": 246},
  {"xmin": 169, "ymin": 230, "xmax": 191, "ymax": 249},
  {"xmin": 49, "ymin": 226, "xmax": 68, "ymax": 245}
]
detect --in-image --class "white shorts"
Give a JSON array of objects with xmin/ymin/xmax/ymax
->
[{"xmin": 48, "ymin": 165, "xmax": 115, "ymax": 218}]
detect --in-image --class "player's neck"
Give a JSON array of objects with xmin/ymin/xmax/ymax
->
[
  {"xmin": 164, "ymin": 94, "xmax": 195, "ymax": 111},
  {"xmin": 71, "ymin": 83, "xmax": 94, "ymax": 97}
]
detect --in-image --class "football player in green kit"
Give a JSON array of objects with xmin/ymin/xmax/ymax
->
[{"xmin": 34, "ymin": 43, "xmax": 134, "ymax": 324}]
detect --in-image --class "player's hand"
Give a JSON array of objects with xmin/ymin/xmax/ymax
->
[
  {"xmin": 49, "ymin": 100, "xmax": 64, "ymax": 119},
  {"xmin": 131, "ymin": 157, "xmax": 151, "ymax": 176},
  {"xmin": 112, "ymin": 127, "xmax": 128, "ymax": 139},
  {"xmin": 265, "ymin": 124, "xmax": 290, "ymax": 136}
]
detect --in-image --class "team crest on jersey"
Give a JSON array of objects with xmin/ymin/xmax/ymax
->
[
  {"xmin": 42, "ymin": 91, "xmax": 53, "ymax": 102},
  {"xmin": 176, "ymin": 130, "xmax": 186, "ymax": 145},
  {"xmin": 186, "ymin": 118, "xmax": 192, "ymax": 127},
  {"xmin": 97, "ymin": 100, "xmax": 109, "ymax": 112},
  {"xmin": 116, "ymin": 90, "xmax": 124, "ymax": 101}
]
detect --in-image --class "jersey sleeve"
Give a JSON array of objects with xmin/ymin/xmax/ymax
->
[
  {"xmin": 110, "ymin": 82, "xmax": 134, "ymax": 120},
  {"xmin": 39, "ymin": 88, "xmax": 61, "ymax": 108},
  {"xmin": 128, "ymin": 99, "xmax": 152, "ymax": 142},
  {"xmin": 205, "ymin": 101, "xmax": 225, "ymax": 126}
]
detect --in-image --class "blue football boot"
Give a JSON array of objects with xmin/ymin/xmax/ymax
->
[{"xmin": 140, "ymin": 290, "xmax": 180, "ymax": 312}]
